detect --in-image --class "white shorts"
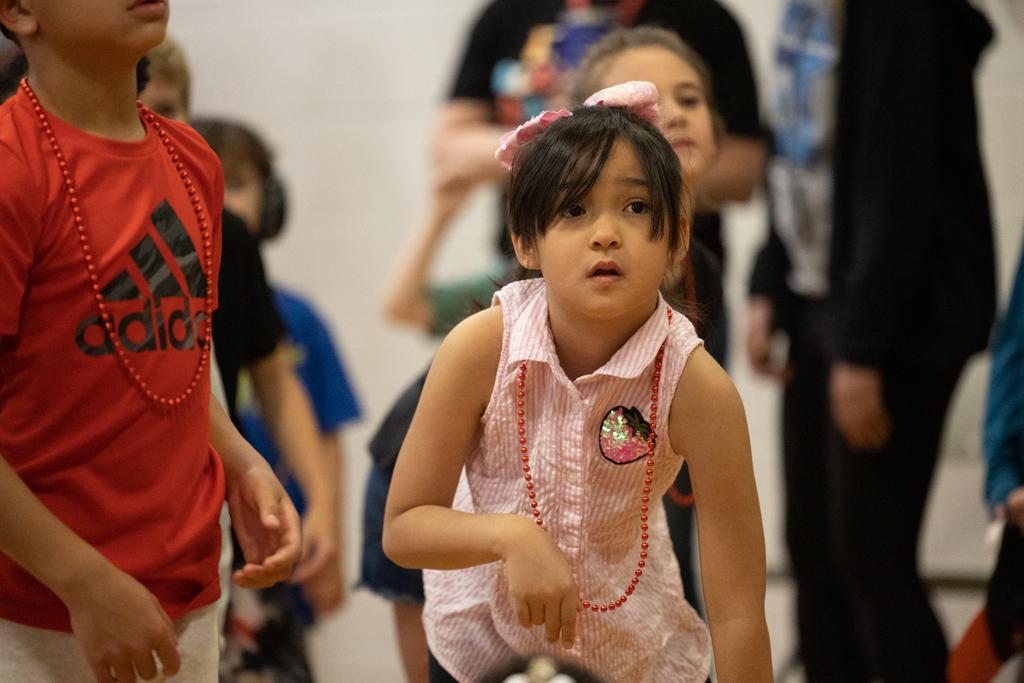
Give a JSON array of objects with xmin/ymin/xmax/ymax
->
[{"xmin": 0, "ymin": 603, "xmax": 218, "ymax": 682}]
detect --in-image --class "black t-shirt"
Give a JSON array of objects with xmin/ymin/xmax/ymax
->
[
  {"xmin": 211, "ymin": 209, "xmax": 285, "ymax": 425},
  {"xmin": 450, "ymin": 0, "xmax": 761, "ymax": 138},
  {"xmin": 450, "ymin": 0, "xmax": 760, "ymax": 261}
]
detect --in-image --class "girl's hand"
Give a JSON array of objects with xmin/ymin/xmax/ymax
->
[
  {"xmin": 227, "ymin": 465, "xmax": 303, "ymax": 588},
  {"xmin": 64, "ymin": 564, "xmax": 181, "ymax": 683},
  {"xmin": 502, "ymin": 516, "xmax": 580, "ymax": 649}
]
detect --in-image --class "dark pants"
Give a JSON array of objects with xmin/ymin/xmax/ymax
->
[
  {"xmin": 784, "ymin": 298, "xmax": 965, "ymax": 683},
  {"xmin": 428, "ymin": 652, "xmax": 459, "ymax": 683}
]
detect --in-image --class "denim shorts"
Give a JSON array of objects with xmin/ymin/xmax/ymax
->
[{"xmin": 359, "ymin": 462, "xmax": 425, "ymax": 604}]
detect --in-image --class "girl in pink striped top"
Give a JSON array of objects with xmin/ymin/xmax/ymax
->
[{"xmin": 383, "ymin": 85, "xmax": 771, "ymax": 683}]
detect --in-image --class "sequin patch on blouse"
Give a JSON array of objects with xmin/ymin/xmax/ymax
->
[{"xmin": 599, "ymin": 406, "xmax": 654, "ymax": 465}]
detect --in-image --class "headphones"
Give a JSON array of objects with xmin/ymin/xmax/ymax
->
[{"xmin": 258, "ymin": 173, "xmax": 287, "ymax": 241}]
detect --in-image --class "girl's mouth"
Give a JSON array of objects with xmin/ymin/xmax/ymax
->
[{"xmin": 589, "ymin": 262, "xmax": 623, "ymax": 279}]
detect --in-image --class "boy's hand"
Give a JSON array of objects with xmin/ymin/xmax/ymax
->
[
  {"xmin": 65, "ymin": 565, "xmax": 181, "ymax": 683},
  {"xmin": 503, "ymin": 517, "xmax": 579, "ymax": 650},
  {"xmin": 227, "ymin": 465, "xmax": 302, "ymax": 588},
  {"xmin": 289, "ymin": 505, "xmax": 345, "ymax": 617}
]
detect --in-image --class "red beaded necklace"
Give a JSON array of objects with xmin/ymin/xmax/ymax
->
[
  {"xmin": 20, "ymin": 78, "xmax": 213, "ymax": 408},
  {"xmin": 517, "ymin": 307, "xmax": 671, "ymax": 614}
]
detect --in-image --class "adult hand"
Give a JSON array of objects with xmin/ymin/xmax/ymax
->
[
  {"xmin": 432, "ymin": 125, "xmax": 507, "ymax": 195},
  {"xmin": 503, "ymin": 517, "xmax": 580, "ymax": 649},
  {"xmin": 1006, "ymin": 487, "xmax": 1024, "ymax": 530},
  {"xmin": 289, "ymin": 505, "xmax": 345, "ymax": 617},
  {"xmin": 65, "ymin": 565, "xmax": 181, "ymax": 683},
  {"xmin": 227, "ymin": 465, "xmax": 302, "ymax": 588},
  {"xmin": 829, "ymin": 362, "xmax": 893, "ymax": 452},
  {"xmin": 746, "ymin": 297, "xmax": 788, "ymax": 380}
]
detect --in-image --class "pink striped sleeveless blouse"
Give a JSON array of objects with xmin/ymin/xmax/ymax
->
[{"xmin": 423, "ymin": 279, "xmax": 711, "ymax": 683}]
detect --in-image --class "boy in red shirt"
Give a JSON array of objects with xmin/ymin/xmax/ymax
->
[{"xmin": 0, "ymin": 2, "xmax": 301, "ymax": 682}]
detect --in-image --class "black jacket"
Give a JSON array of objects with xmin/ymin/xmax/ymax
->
[{"xmin": 751, "ymin": 0, "xmax": 996, "ymax": 367}]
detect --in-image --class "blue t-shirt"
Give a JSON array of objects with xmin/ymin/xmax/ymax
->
[{"xmin": 238, "ymin": 288, "xmax": 361, "ymax": 515}]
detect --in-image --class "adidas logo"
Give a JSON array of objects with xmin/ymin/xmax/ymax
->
[{"xmin": 75, "ymin": 201, "xmax": 211, "ymax": 357}]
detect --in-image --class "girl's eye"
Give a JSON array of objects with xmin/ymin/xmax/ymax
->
[
  {"xmin": 563, "ymin": 205, "xmax": 586, "ymax": 218},
  {"xmin": 625, "ymin": 201, "xmax": 649, "ymax": 214}
]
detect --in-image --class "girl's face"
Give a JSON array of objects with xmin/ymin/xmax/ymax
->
[
  {"xmin": 513, "ymin": 142, "xmax": 680, "ymax": 326},
  {"xmin": 222, "ymin": 159, "xmax": 264, "ymax": 237},
  {"xmin": 597, "ymin": 46, "xmax": 718, "ymax": 184}
]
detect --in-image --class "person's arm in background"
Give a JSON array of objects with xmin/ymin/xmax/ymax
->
[
  {"xmin": 283, "ymin": 297, "xmax": 363, "ymax": 618},
  {"xmin": 290, "ymin": 429, "xmax": 344, "ymax": 615},
  {"xmin": 695, "ymin": 134, "xmax": 766, "ymax": 211},
  {"xmin": 384, "ymin": 175, "xmax": 473, "ymax": 331},
  {"xmin": 985, "ymin": 253, "xmax": 1024, "ymax": 525},
  {"xmin": 746, "ymin": 226, "xmax": 794, "ymax": 380},
  {"xmin": 432, "ymin": 99, "xmax": 510, "ymax": 198},
  {"xmin": 248, "ymin": 347, "xmax": 337, "ymax": 600}
]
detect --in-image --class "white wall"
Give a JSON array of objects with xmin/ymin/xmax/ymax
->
[{"xmin": 166, "ymin": 0, "xmax": 1024, "ymax": 678}]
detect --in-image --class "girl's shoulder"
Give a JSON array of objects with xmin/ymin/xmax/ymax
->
[
  {"xmin": 667, "ymin": 345, "xmax": 747, "ymax": 454},
  {"xmin": 433, "ymin": 304, "xmax": 505, "ymax": 403}
]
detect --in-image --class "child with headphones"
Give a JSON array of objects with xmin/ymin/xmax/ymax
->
[{"xmin": 191, "ymin": 117, "xmax": 363, "ymax": 680}]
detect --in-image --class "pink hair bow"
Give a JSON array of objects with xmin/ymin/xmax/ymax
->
[
  {"xmin": 493, "ymin": 81, "xmax": 661, "ymax": 171},
  {"xmin": 584, "ymin": 81, "xmax": 660, "ymax": 127},
  {"xmin": 495, "ymin": 109, "xmax": 572, "ymax": 171}
]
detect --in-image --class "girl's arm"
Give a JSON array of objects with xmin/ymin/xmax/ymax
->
[
  {"xmin": 209, "ymin": 394, "xmax": 302, "ymax": 588},
  {"xmin": 384, "ymin": 306, "xmax": 580, "ymax": 648},
  {"xmin": 669, "ymin": 346, "xmax": 773, "ymax": 682}
]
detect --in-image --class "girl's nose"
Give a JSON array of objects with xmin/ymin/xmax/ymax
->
[
  {"xmin": 591, "ymin": 215, "xmax": 621, "ymax": 249},
  {"xmin": 660, "ymin": 96, "xmax": 686, "ymax": 129}
]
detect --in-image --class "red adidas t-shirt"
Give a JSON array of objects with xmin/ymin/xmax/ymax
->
[{"xmin": 0, "ymin": 89, "xmax": 226, "ymax": 631}]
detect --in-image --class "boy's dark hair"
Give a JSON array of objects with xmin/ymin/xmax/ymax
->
[
  {"xmin": 190, "ymin": 118, "xmax": 287, "ymax": 241},
  {"xmin": 506, "ymin": 104, "xmax": 684, "ymax": 255},
  {"xmin": 191, "ymin": 118, "xmax": 272, "ymax": 184},
  {"xmin": 0, "ymin": 49, "xmax": 27, "ymax": 103},
  {"xmin": 0, "ymin": 24, "xmax": 17, "ymax": 45}
]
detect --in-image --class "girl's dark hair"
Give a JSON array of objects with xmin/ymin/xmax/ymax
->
[
  {"xmin": 504, "ymin": 105, "xmax": 702, "ymax": 327},
  {"xmin": 506, "ymin": 104, "xmax": 683, "ymax": 254}
]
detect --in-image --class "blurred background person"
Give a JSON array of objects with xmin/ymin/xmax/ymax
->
[
  {"xmin": 746, "ymin": 0, "xmax": 996, "ymax": 680},
  {"xmin": 140, "ymin": 39, "xmax": 354, "ymax": 682},
  {"xmin": 568, "ymin": 24, "xmax": 728, "ymax": 622},
  {"xmin": 194, "ymin": 117, "xmax": 363, "ymax": 682},
  {"xmin": 948, "ymin": 233, "xmax": 1024, "ymax": 682}
]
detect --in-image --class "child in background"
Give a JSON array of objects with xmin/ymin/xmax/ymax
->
[
  {"xmin": 948, "ymin": 240, "xmax": 1024, "ymax": 682},
  {"xmin": 384, "ymin": 85, "xmax": 770, "ymax": 683},
  {"xmin": 0, "ymin": 4, "xmax": 300, "ymax": 683},
  {"xmin": 570, "ymin": 26, "xmax": 725, "ymax": 619},
  {"xmin": 192, "ymin": 118, "xmax": 362, "ymax": 679},
  {"xmin": 139, "ymin": 39, "xmax": 341, "ymax": 682}
]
